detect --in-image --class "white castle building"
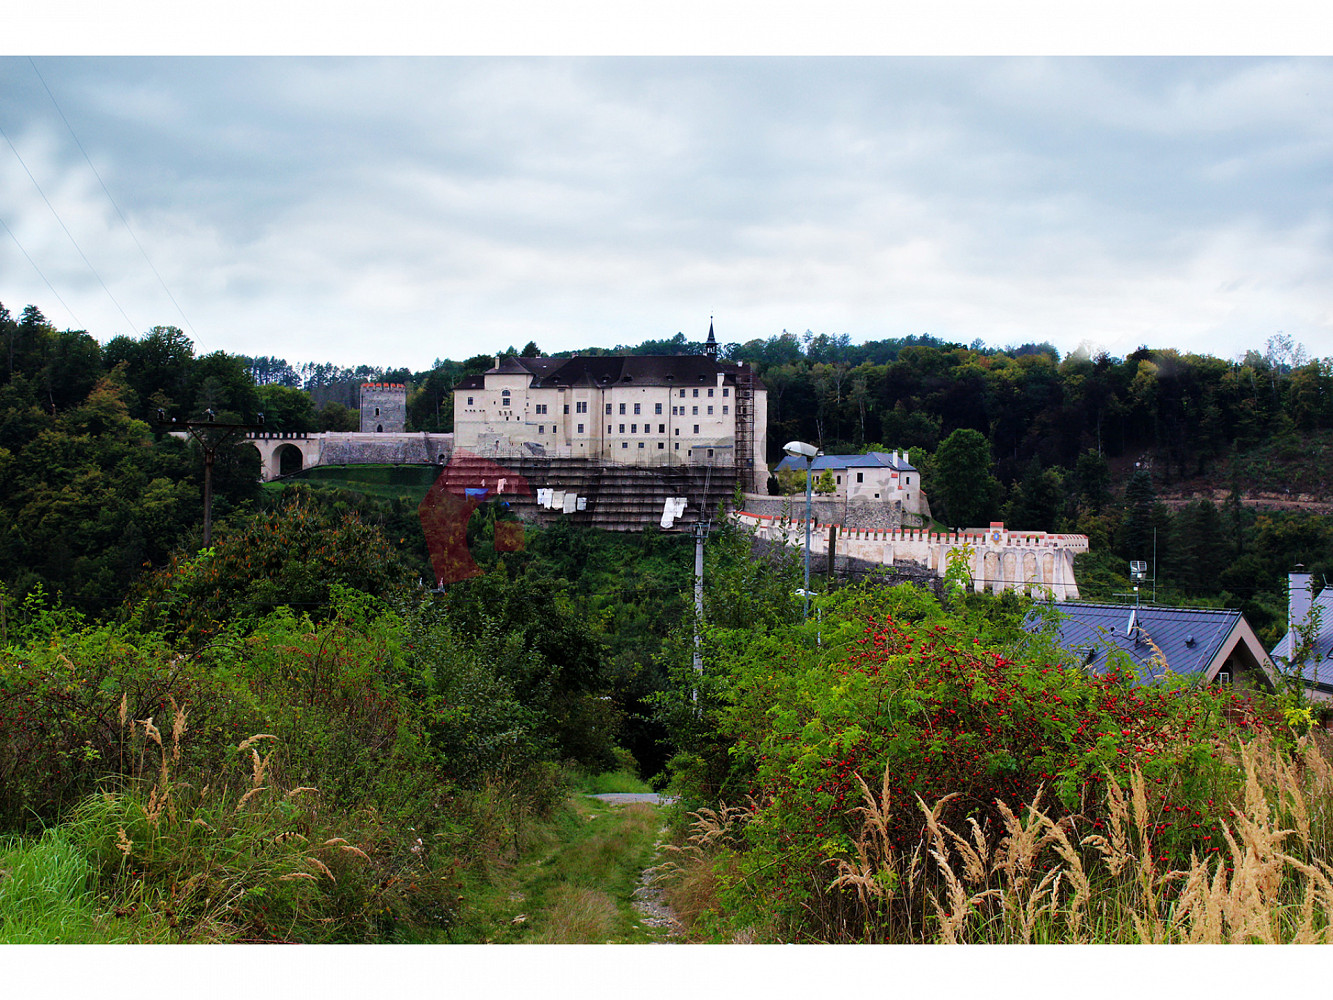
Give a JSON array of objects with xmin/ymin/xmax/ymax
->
[{"xmin": 452, "ymin": 327, "xmax": 769, "ymax": 492}]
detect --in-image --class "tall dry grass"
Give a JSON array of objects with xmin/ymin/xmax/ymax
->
[{"xmin": 659, "ymin": 736, "xmax": 1333, "ymax": 943}]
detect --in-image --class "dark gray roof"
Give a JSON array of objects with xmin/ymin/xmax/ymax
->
[
  {"xmin": 774, "ymin": 451, "xmax": 917, "ymax": 474},
  {"xmin": 1271, "ymin": 587, "xmax": 1333, "ymax": 691},
  {"xmin": 453, "ymin": 354, "xmax": 763, "ymax": 391},
  {"xmin": 1024, "ymin": 601, "xmax": 1249, "ymax": 683}
]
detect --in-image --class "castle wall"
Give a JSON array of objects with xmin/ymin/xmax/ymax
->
[{"xmin": 732, "ymin": 511, "xmax": 1088, "ymax": 599}]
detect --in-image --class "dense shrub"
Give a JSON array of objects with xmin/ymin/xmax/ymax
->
[{"xmin": 664, "ymin": 581, "xmax": 1286, "ymax": 940}]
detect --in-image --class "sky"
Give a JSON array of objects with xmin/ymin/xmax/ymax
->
[{"xmin": 2, "ymin": 16, "xmax": 1332, "ymax": 372}]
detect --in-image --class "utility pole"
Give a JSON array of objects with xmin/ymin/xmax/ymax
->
[
  {"xmin": 693, "ymin": 519, "xmax": 705, "ymax": 689},
  {"xmin": 160, "ymin": 409, "xmax": 264, "ymax": 547}
]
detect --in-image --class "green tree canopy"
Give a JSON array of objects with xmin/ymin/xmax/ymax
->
[{"xmin": 929, "ymin": 428, "xmax": 1001, "ymax": 528}]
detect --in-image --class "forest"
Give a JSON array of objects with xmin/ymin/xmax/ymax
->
[{"xmin": 2, "ymin": 297, "xmax": 1333, "ymax": 943}]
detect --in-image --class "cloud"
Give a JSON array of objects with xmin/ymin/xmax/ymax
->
[{"xmin": 1, "ymin": 56, "xmax": 1330, "ymax": 368}]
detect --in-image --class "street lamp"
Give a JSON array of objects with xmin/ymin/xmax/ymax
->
[{"xmin": 783, "ymin": 440, "xmax": 822, "ymax": 621}]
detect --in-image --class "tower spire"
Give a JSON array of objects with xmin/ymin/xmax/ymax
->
[{"xmin": 705, "ymin": 316, "xmax": 718, "ymax": 359}]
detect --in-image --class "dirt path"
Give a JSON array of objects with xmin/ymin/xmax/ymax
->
[{"xmin": 589, "ymin": 793, "xmax": 685, "ymax": 941}]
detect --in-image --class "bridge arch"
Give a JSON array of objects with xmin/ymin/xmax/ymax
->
[{"xmin": 275, "ymin": 443, "xmax": 304, "ymax": 476}]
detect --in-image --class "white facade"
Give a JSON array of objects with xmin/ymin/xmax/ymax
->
[
  {"xmin": 453, "ymin": 354, "xmax": 768, "ymax": 491},
  {"xmin": 734, "ymin": 512, "xmax": 1087, "ymax": 600},
  {"xmin": 777, "ymin": 451, "xmax": 930, "ymax": 519}
]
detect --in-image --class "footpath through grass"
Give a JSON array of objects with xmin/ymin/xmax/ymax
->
[{"xmin": 459, "ymin": 790, "xmax": 670, "ymax": 944}]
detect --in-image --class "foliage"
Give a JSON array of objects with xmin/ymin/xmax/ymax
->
[
  {"xmin": 126, "ymin": 487, "xmax": 415, "ymax": 645},
  {"xmin": 929, "ymin": 428, "xmax": 1002, "ymax": 528},
  {"xmin": 656, "ymin": 581, "xmax": 1285, "ymax": 941}
]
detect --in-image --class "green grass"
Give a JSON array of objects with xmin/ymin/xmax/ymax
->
[
  {"xmin": 0, "ymin": 828, "xmax": 129, "ymax": 943},
  {"xmin": 457, "ymin": 794, "xmax": 668, "ymax": 944},
  {"xmin": 267, "ymin": 464, "xmax": 441, "ymax": 502},
  {"xmin": 579, "ymin": 770, "xmax": 653, "ymax": 795}
]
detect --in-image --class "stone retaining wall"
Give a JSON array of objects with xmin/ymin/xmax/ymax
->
[{"xmin": 741, "ymin": 494, "xmax": 903, "ymax": 532}]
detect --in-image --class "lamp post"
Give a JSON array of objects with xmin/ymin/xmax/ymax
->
[{"xmin": 783, "ymin": 440, "xmax": 822, "ymax": 621}]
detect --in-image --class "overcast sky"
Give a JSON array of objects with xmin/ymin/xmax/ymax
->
[{"xmin": 1, "ymin": 54, "xmax": 1330, "ymax": 371}]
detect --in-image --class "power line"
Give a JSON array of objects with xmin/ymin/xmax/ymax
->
[
  {"xmin": 0, "ymin": 121, "xmax": 139, "ymax": 336},
  {"xmin": 0, "ymin": 212, "xmax": 83, "ymax": 328},
  {"xmin": 28, "ymin": 57, "xmax": 198, "ymax": 341}
]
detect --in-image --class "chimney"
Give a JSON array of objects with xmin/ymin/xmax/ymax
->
[
  {"xmin": 1290, "ymin": 567, "xmax": 1315, "ymax": 635},
  {"xmin": 494, "ymin": 355, "xmax": 501, "ymax": 369}
]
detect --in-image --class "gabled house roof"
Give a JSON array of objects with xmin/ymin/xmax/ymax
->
[
  {"xmin": 1024, "ymin": 601, "xmax": 1277, "ymax": 688},
  {"xmin": 1271, "ymin": 586, "xmax": 1333, "ymax": 693},
  {"xmin": 773, "ymin": 451, "xmax": 917, "ymax": 474}
]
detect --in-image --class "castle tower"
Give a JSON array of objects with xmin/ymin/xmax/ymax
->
[
  {"xmin": 705, "ymin": 319, "xmax": 718, "ymax": 360},
  {"xmin": 359, "ymin": 382, "xmax": 407, "ymax": 433}
]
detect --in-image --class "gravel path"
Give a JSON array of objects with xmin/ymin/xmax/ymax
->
[
  {"xmin": 587, "ymin": 792, "xmax": 684, "ymax": 940},
  {"xmin": 588, "ymin": 792, "xmax": 675, "ymax": 806}
]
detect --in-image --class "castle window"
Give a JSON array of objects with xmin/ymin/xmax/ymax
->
[
  {"xmin": 375, "ymin": 406, "xmax": 380, "ymax": 416},
  {"xmin": 577, "ymin": 423, "xmax": 584, "ymax": 433},
  {"xmin": 723, "ymin": 388, "xmax": 729, "ymax": 397},
  {"xmin": 634, "ymin": 403, "xmax": 641, "ymax": 414},
  {"xmin": 723, "ymin": 405, "xmax": 729, "ymax": 415},
  {"xmin": 605, "ymin": 403, "xmax": 611, "ymax": 414},
  {"xmin": 619, "ymin": 424, "xmax": 625, "ymax": 433},
  {"xmin": 638, "ymin": 442, "xmax": 645, "ymax": 449},
  {"xmin": 619, "ymin": 403, "xmax": 626, "ymax": 414},
  {"xmin": 658, "ymin": 424, "xmax": 664, "ymax": 433},
  {"xmin": 857, "ymin": 473, "xmax": 864, "ymax": 483},
  {"xmin": 675, "ymin": 428, "xmax": 679, "ymax": 436},
  {"xmin": 693, "ymin": 424, "xmax": 699, "ymax": 434},
  {"xmin": 564, "ymin": 404, "xmax": 569, "ymax": 414},
  {"xmin": 622, "ymin": 442, "xmax": 628, "ymax": 449},
  {"xmin": 836, "ymin": 476, "xmax": 841, "ymax": 484},
  {"xmin": 376, "ymin": 424, "xmax": 383, "ymax": 433},
  {"xmin": 577, "ymin": 401, "xmax": 588, "ymax": 413},
  {"xmin": 631, "ymin": 423, "xmax": 637, "ymax": 433},
  {"xmin": 607, "ymin": 425, "xmax": 612, "ymax": 433},
  {"xmin": 707, "ymin": 406, "xmax": 713, "ymax": 415},
  {"xmin": 692, "ymin": 406, "xmax": 698, "ymax": 415},
  {"xmin": 535, "ymin": 404, "xmax": 547, "ymax": 415},
  {"xmin": 707, "ymin": 388, "xmax": 714, "ymax": 397},
  {"xmin": 654, "ymin": 403, "xmax": 662, "ymax": 414},
  {"xmin": 538, "ymin": 425, "xmax": 544, "ymax": 434},
  {"xmin": 906, "ymin": 476, "xmax": 911, "ymax": 485},
  {"xmin": 658, "ymin": 442, "xmax": 664, "ymax": 449},
  {"xmin": 679, "ymin": 389, "xmax": 685, "ymax": 397},
  {"xmin": 467, "ymin": 396, "xmax": 473, "ymax": 406},
  {"xmin": 707, "ymin": 449, "xmax": 714, "ymax": 457},
  {"xmin": 692, "ymin": 388, "xmax": 699, "ymax": 397},
  {"xmin": 675, "ymin": 442, "xmax": 680, "ymax": 450}
]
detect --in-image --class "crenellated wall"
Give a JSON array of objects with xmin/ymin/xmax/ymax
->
[{"xmin": 732, "ymin": 511, "xmax": 1088, "ymax": 599}]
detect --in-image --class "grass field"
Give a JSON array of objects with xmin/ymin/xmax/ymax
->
[{"xmin": 265, "ymin": 464, "xmax": 441, "ymax": 502}]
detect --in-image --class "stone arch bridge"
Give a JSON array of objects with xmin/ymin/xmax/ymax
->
[{"xmin": 238, "ymin": 431, "xmax": 454, "ymax": 481}]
